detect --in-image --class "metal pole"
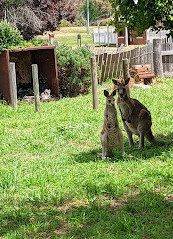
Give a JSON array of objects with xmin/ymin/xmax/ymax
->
[
  {"xmin": 98, "ymin": 25, "xmax": 100, "ymax": 47},
  {"xmin": 125, "ymin": 27, "xmax": 128, "ymax": 46},
  {"xmin": 9, "ymin": 63, "xmax": 17, "ymax": 109},
  {"xmin": 86, "ymin": 0, "xmax": 89, "ymax": 34},
  {"xmin": 107, "ymin": 24, "xmax": 109, "ymax": 47}
]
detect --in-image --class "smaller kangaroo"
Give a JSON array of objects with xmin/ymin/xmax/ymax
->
[
  {"xmin": 112, "ymin": 78, "xmax": 156, "ymax": 148},
  {"xmin": 100, "ymin": 90, "xmax": 125, "ymax": 159}
]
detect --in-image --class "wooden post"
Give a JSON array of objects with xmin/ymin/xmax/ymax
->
[
  {"xmin": 32, "ymin": 64, "xmax": 40, "ymax": 112},
  {"xmin": 122, "ymin": 59, "xmax": 130, "ymax": 97},
  {"xmin": 49, "ymin": 33, "xmax": 54, "ymax": 45},
  {"xmin": 153, "ymin": 38, "xmax": 163, "ymax": 77},
  {"xmin": 9, "ymin": 62, "xmax": 17, "ymax": 109},
  {"xmin": 90, "ymin": 56, "xmax": 99, "ymax": 110}
]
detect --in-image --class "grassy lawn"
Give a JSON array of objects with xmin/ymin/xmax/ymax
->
[
  {"xmin": 40, "ymin": 26, "xmax": 98, "ymax": 47},
  {"xmin": 0, "ymin": 78, "xmax": 173, "ymax": 238},
  {"xmin": 54, "ymin": 34, "xmax": 93, "ymax": 48},
  {"xmin": 40, "ymin": 26, "xmax": 144, "ymax": 51}
]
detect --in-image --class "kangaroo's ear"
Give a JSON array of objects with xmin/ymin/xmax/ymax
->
[
  {"xmin": 111, "ymin": 89, "xmax": 116, "ymax": 96},
  {"xmin": 104, "ymin": 90, "xmax": 109, "ymax": 97},
  {"xmin": 112, "ymin": 79, "xmax": 120, "ymax": 86},
  {"xmin": 124, "ymin": 78, "xmax": 130, "ymax": 85}
]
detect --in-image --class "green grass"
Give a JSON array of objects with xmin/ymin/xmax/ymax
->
[
  {"xmin": 40, "ymin": 26, "xmax": 143, "ymax": 50},
  {"xmin": 55, "ymin": 34, "xmax": 93, "ymax": 47},
  {"xmin": 40, "ymin": 26, "xmax": 115, "ymax": 48},
  {"xmin": 0, "ymin": 78, "xmax": 173, "ymax": 238},
  {"xmin": 40, "ymin": 26, "xmax": 97, "ymax": 47}
]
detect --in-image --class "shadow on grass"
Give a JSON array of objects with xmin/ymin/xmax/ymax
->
[
  {"xmin": 0, "ymin": 191, "xmax": 173, "ymax": 239},
  {"xmin": 72, "ymin": 132, "xmax": 173, "ymax": 163}
]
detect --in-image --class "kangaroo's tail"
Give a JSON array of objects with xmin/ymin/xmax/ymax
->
[
  {"xmin": 93, "ymin": 152, "xmax": 102, "ymax": 157},
  {"xmin": 145, "ymin": 129, "xmax": 156, "ymax": 144}
]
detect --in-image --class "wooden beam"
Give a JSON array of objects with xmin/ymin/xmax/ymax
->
[
  {"xmin": 90, "ymin": 56, "xmax": 99, "ymax": 110},
  {"xmin": 161, "ymin": 50, "xmax": 173, "ymax": 56},
  {"xmin": 153, "ymin": 39, "xmax": 163, "ymax": 77},
  {"xmin": 163, "ymin": 72, "xmax": 173, "ymax": 77},
  {"xmin": 123, "ymin": 59, "xmax": 130, "ymax": 97},
  {"xmin": 32, "ymin": 64, "xmax": 40, "ymax": 112}
]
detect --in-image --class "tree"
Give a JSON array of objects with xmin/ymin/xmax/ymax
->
[
  {"xmin": 82, "ymin": 0, "xmax": 112, "ymax": 24},
  {"xmin": 109, "ymin": 0, "xmax": 173, "ymax": 37},
  {"xmin": 0, "ymin": 0, "xmax": 76, "ymax": 40}
]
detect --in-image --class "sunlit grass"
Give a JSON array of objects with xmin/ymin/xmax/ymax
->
[
  {"xmin": 0, "ymin": 79, "xmax": 173, "ymax": 238},
  {"xmin": 39, "ymin": 26, "xmax": 145, "ymax": 50}
]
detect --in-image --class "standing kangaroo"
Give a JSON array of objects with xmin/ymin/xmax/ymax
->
[
  {"xmin": 112, "ymin": 78, "xmax": 156, "ymax": 148},
  {"xmin": 100, "ymin": 90, "xmax": 125, "ymax": 159}
]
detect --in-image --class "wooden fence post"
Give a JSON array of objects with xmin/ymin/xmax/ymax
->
[
  {"xmin": 122, "ymin": 59, "xmax": 130, "ymax": 97},
  {"xmin": 90, "ymin": 56, "xmax": 99, "ymax": 110},
  {"xmin": 9, "ymin": 62, "xmax": 17, "ymax": 109},
  {"xmin": 153, "ymin": 38, "xmax": 163, "ymax": 77},
  {"xmin": 32, "ymin": 64, "xmax": 40, "ymax": 112},
  {"xmin": 49, "ymin": 33, "xmax": 54, "ymax": 45}
]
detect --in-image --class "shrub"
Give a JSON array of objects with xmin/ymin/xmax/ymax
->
[
  {"xmin": 59, "ymin": 19, "xmax": 73, "ymax": 27},
  {"xmin": 30, "ymin": 37, "xmax": 49, "ymax": 46},
  {"xmin": 0, "ymin": 21, "xmax": 24, "ymax": 53},
  {"xmin": 56, "ymin": 46, "xmax": 95, "ymax": 97},
  {"xmin": 0, "ymin": 21, "xmax": 49, "ymax": 53}
]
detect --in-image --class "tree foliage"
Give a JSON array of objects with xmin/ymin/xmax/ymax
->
[
  {"xmin": 109, "ymin": 0, "xmax": 173, "ymax": 37},
  {"xmin": 0, "ymin": 0, "xmax": 76, "ymax": 40},
  {"xmin": 82, "ymin": 0, "xmax": 112, "ymax": 24}
]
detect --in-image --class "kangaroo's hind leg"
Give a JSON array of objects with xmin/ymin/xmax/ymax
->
[
  {"xmin": 139, "ymin": 132, "xmax": 145, "ymax": 148},
  {"xmin": 123, "ymin": 121, "xmax": 134, "ymax": 147},
  {"xmin": 101, "ymin": 133, "xmax": 109, "ymax": 160},
  {"xmin": 120, "ymin": 142, "xmax": 125, "ymax": 156},
  {"xmin": 138, "ymin": 109, "xmax": 154, "ymax": 148}
]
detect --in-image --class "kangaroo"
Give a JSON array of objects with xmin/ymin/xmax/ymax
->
[
  {"xmin": 99, "ymin": 90, "xmax": 125, "ymax": 159},
  {"xmin": 112, "ymin": 78, "xmax": 156, "ymax": 148}
]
